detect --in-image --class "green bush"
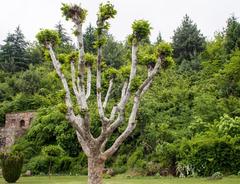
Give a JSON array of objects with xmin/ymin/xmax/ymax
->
[
  {"xmin": 179, "ymin": 135, "xmax": 240, "ymax": 176},
  {"xmin": 127, "ymin": 147, "xmax": 144, "ymax": 169},
  {"xmin": 59, "ymin": 156, "xmax": 72, "ymax": 172},
  {"xmin": 25, "ymin": 155, "xmax": 49, "ymax": 175},
  {"xmin": 0, "ymin": 152, "xmax": 24, "ymax": 183},
  {"xmin": 69, "ymin": 153, "xmax": 88, "ymax": 175},
  {"xmin": 112, "ymin": 166, "xmax": 127, "ymax": 175}
]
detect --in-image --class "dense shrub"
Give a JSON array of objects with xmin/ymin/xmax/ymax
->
[
  {"xmin": 25, "ymin": 155, "xmax": 49, "ymax": 175},
  {"xmin": 0, "ymin": 152, "xmax": 24, "ymax": 183},
  {"xmin": 179, "ymin": 135, "xmax": 240, "ymax": 176},
  {"xmin": 58, "ymin": 156, "xmax": 72, "ymax": 172},
  {"xmin": 112, "ymin": 166, "xmax": 127, "ymax": 175},
  {"xmin": 127, "ymin": 147, "xmax": 146, "ymax": 172}
]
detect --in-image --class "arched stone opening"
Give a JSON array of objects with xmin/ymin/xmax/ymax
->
[{"xmin": 20, "ymin": 120, "xmax": 25, "ymax": 128}]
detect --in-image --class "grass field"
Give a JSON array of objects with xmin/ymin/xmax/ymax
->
[{"xmin": 0, "ymin": 176, "xmax": 240, "ymax": 184}]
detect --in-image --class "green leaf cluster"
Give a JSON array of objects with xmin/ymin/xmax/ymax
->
[
  {"xmin": 157, "ymin": 42, "xmax": 174, "ymax": 69},
  {"xmin": 84, "ymin": 53, "xmax": 96, "ymax": 66},
  {"xmin": 42, "ymin": 145, "xmax": 65, "ymax": 158},
  {"xmin": 67, "ymin": 51, "xmax": 79, "ymax": 63},
  {"xmin": 95, "ymin": 2, "xmax": 117, "ymax": 47},
  {"xmin": 138, "ymin": 45, "xmax": 157, "ymax": 67},
  {"xmin": 104, "ymin": 67, "xmax": 119, "ymax": 79},
  {"xmin": 119, "ymin": 65, "xmax": 131, "ymax": 79},
  {"xmin": 61, "ymin": 3, "xmax": 87, "ymax": 24},
  {"xmin": 36, "ymin": 29, "xmax": 60, "ymax": 47},
  {"xmin": 131, "ymin": 20, "xmax": 152, "ymax": 43},
  {"xmin": 97, "ymin": 2, "xmax": 117, "ymax": 23}
]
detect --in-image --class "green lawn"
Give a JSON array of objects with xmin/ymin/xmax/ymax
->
[{"xmin": 1, "ymin": 176, "xmax": 240, "ymax": 184}]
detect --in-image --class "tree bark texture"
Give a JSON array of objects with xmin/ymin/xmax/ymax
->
[{"xmin": 88, "ymin": 156, "xmax": 105, "ymax": 184}]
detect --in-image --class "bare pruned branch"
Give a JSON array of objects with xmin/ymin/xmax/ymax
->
[
  {"xmin": 103, "ymin": 56, "xmax": 162, "ymax": 158},
  {"xmin": 103, "ymin": 78, "xmax": 114, "ymax": 110},
  {"xmin": 86, "ymin": 66, "xmax": 92, "ymax": 100},
  {"xmin": 76, "ymin": 23, "xmax": 85, "ymax": 92}
]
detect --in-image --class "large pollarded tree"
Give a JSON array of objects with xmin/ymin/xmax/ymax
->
[{"xmin": 37, "ymin": 2, "xmax": 172, "ymax": 184}]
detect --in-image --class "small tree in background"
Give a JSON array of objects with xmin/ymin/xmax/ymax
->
[
  {"xmin": 172, "ymin": 15, "xmax": 205, "ymax": 67},
  {"xmin": 0, "ymin": 26, "xmax": 30, "ymax": 73},
  {"xmin": 224, "ymin": 16, "xmax": 240, "ymax": 54},
  {"xmin": 83, "ymin": 24, "xmax": 97, "ymax": 54},
  {"xmin": 156, "ymin": 31, "xmax": 163, "ymax": 44},
  {"xmin": 36, "ymin": 2, "xmax": 173, "ymax": 184},
  {"xmin": 42, "ymin": 145, "xmax": 65, "ymax": 178}
]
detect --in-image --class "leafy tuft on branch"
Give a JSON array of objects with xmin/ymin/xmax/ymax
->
[
  {"xmin": 67, "ymin": 51, "xmax": 79, "ymax": 63},
  {"xmin": 156, "ymin": 42, "xmax": 174, "ymax": 69},
  {"xmin": 157, "ymin": 42, "xmax": 173, "ymax": 57},
  {"xmin": 95, "ymin": 2, "xmax": 117, "ymax": 47},
  {"xmin": 84, "ymin": 53, "xmax": 96, "ymax": 66},
  {"xmin": 36, "ymin": 29, "xmax": 60, "ymax": 47},
  {"xmin": 138, "ymin": 45, "xmax": 157, "ymax": 67},
  {"xmin": 131, "ymin": 20, "xmax": 152, "ymax": 43},
  {"xmin": 98, "ymin": 2, "xmax": 117, "ymax": 22},
  {"xmin": 61, "ymin": 3, "xmax": 87, "ymax": 24},
  {"xmin": 119, "ymin": 65, "xmax": 131, "ymax": 79},
  {"xmin": 105, "ymin": 67, "xmax": 119, "ymax": 79}
]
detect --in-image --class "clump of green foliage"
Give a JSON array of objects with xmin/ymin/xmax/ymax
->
[
  {"xmin": 42, "ymin": 145, "xmax": 65, "ymax": 176},
  {"xmin": 98, "ymin": 2, "xmax": 117, "ymax": 22},
  {"xmin": 36, "ymin": 29, "xmax": 60, "ymax": 47},
  {"xmin": 67, "ymin": 51, "xmax": 79, "ymax": 63},
  {"xmin": 84, "ymin": 53, "xmax": 96, "ymax": 66},
  {"xmin": 131, "ymin": 20, "xmax": 152, "ymax": 43},
  {"xmin": 61, "ymin": 3, "xmax": 87, "ymax": 24},
  {"xmin": 95, "ymin": 2, "xmax": 117, "ymax": 47},
  {"xmin": 104, "ymin": 67, "xmax": 119, "ymax": 80},
  {"xmin": 157, "ymin": 42, "xmax": 174, "ymax": 69}
]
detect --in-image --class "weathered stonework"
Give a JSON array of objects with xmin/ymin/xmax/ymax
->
[{"xmin": 0, "ymin": 112, "xmax": 35, "ymax": 152}]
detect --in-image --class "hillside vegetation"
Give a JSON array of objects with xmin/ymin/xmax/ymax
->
[{"xmin": 0, "ymin": 16, "xmax": 240, "ymax": 177}]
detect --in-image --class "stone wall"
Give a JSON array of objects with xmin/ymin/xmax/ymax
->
[{"xmin": 0, "ymin": 112, "xmax": 35, "ymax": 152}]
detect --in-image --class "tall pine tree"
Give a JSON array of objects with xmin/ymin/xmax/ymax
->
[
  {"xmin": 172, "ymin": 15, "xmax": 205, "ymax": 67},
  {"xmin": 83, "ymin": 24, "xmax": 97, "ymax": 54},
  {"xmin": 0, "ymin": 26, "xmax": 29, "ymax": 73},
  {"xmin": 224, "ymin": 16, "xmax": 240, "ymax": 54}
]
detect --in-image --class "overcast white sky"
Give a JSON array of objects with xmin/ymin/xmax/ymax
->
[{"xmin": 0, "ymin": 0, "xmax": 240, "ymax": 44}]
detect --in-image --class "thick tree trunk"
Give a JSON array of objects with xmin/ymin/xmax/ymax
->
[{"xmin": 88, "ymin": 156, "xmax": 105, "ymax": 184}]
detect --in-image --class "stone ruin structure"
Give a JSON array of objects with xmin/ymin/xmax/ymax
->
[{"xmin": 0, "ymin": 112, "xmax": 35, "ymax": 152}]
